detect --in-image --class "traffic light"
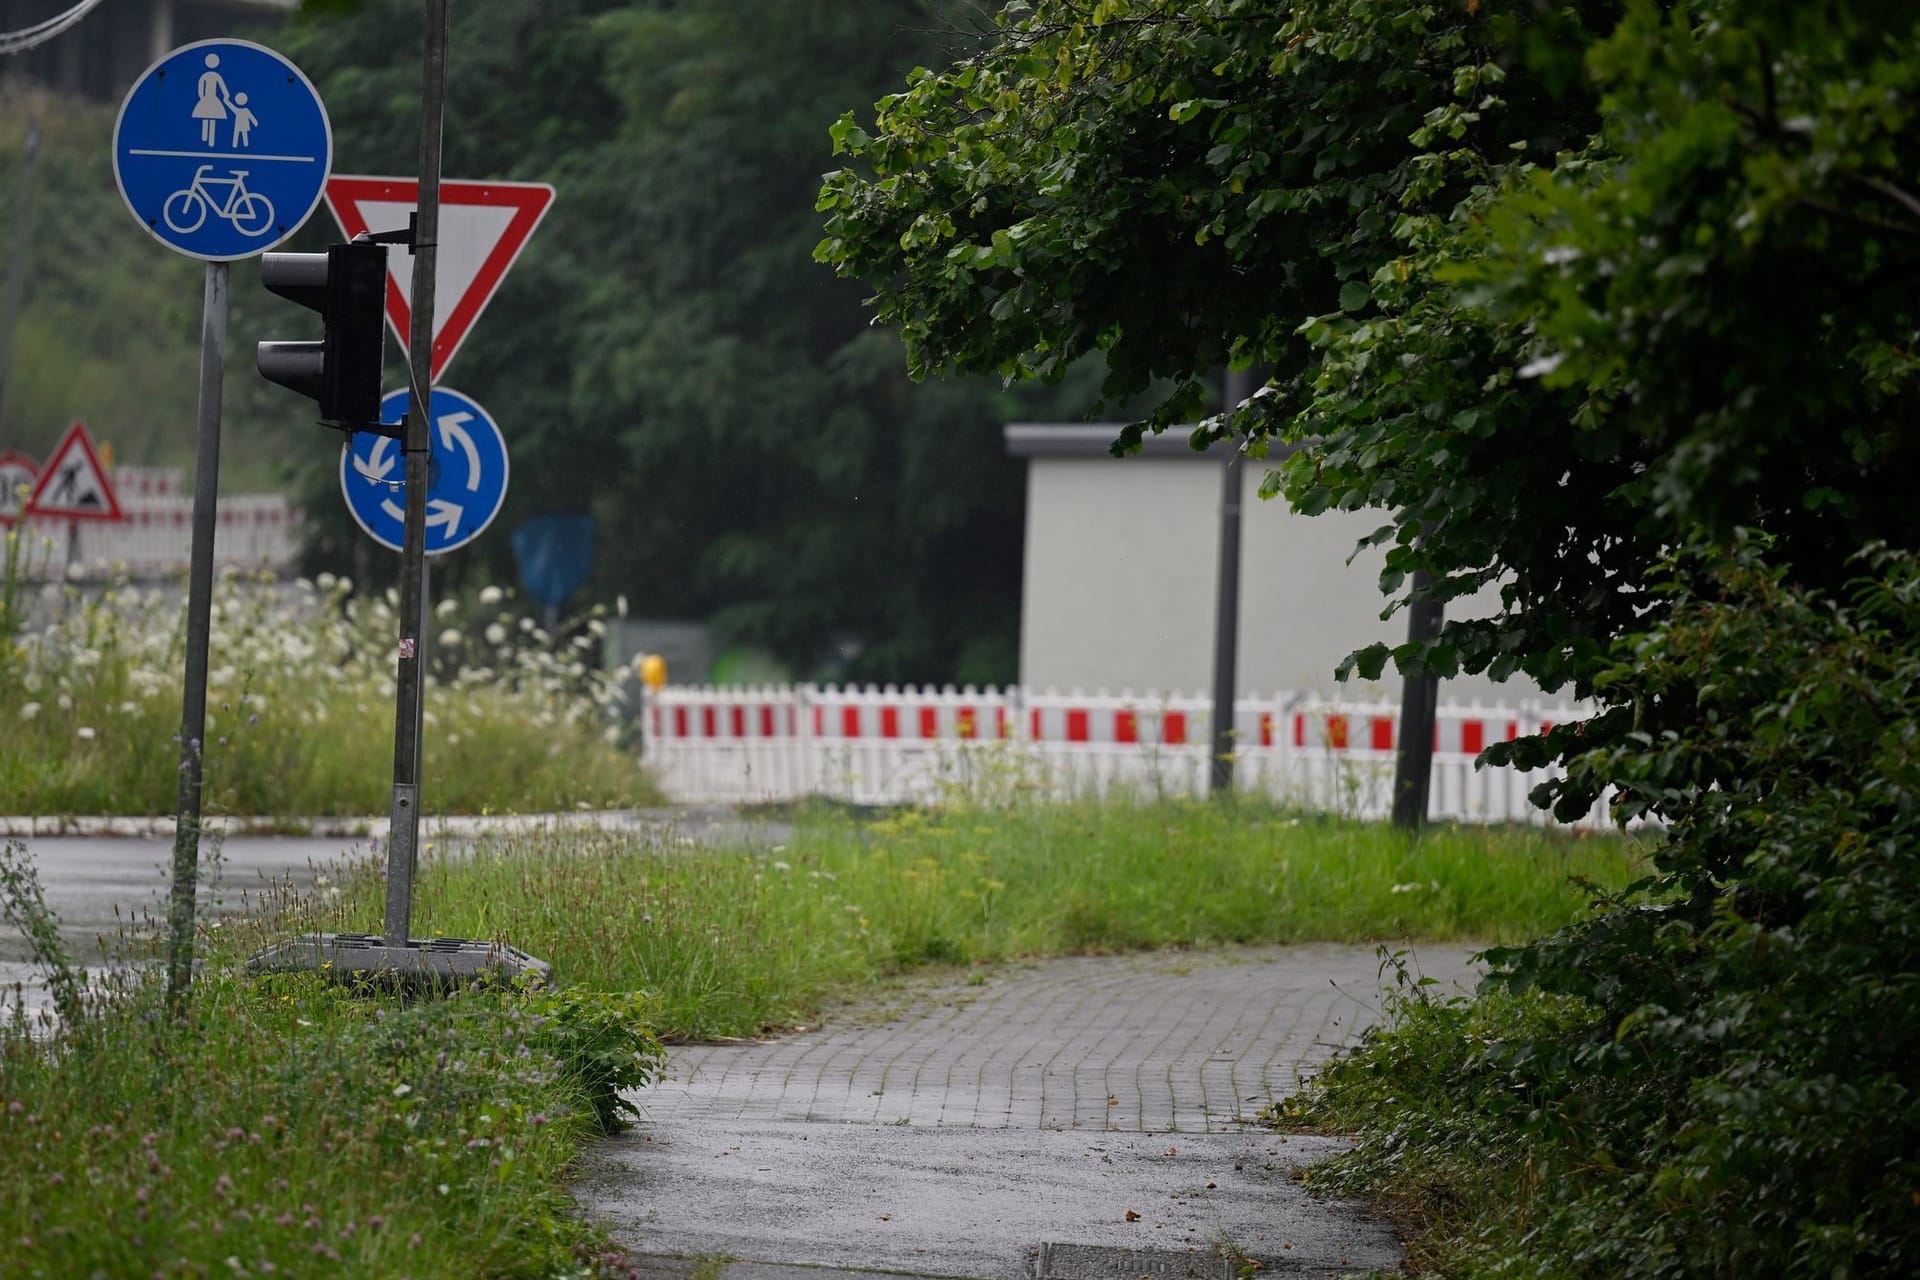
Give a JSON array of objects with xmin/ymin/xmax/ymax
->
[{"xmin": 256, "ymin": 241, "xmax": 393, "ymax": 435}]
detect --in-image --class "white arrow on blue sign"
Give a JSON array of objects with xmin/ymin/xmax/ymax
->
[
  {"xmin": 341, "ymin": 387, "xmax": 510, "ymax": 556},
  {"xmin": 113, "ymin": 39, "xmax": 332, "ymax": 261}
]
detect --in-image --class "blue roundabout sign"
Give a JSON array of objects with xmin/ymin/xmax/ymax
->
[
  {"xmin": 341, "ymin": 387, "xmax": 510, "ymax": 557},
  {"xmin": 113, "ymin": 39, "xmax": 332, "ymax": 261}
]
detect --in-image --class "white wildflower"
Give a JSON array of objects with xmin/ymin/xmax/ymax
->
[
  {"xmin": 19, "ymin": 702, "xmax": 40, "ymax": 719},
  {"xmin": 439, "ymin": 629, "xmax": 461, "ymax": 649},
  {"xmin": 485, "ymin": 623, "xmax": 507, "ymax": 646},
  {"xmin": 479, "ymin": 585, "xmax": 504, "ymax": 605},
  {"xmin": 76, "ymin": 726, "xmax": 96, "ymax": 740}
]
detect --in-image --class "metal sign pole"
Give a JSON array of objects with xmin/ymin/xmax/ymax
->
[
  {"xmin": 383, "ymin": 0, "xmax": 449, "ymax": 947},
  {"xmin": 166, "ymin": 260, "xmax": 228, "ymax": 1010},
  {"xmin": 1208, "ymin": 368, "xmax": 1250, "ymax": 796}
]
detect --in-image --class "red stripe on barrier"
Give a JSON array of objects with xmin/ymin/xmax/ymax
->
[
  {"xmin": 1541, "ymin": 721, "xmax": 1554, "ymax": 735},
  {"xmin": 919, "ymin": 706, "xmax": 938, "ymax": 739},
  {"xmin": 1164, "ymin": 712, "xmax": 1187, "ymax": 746},
  {"xmin": 702, "ymin": 707, "xmax": 717, "ymax": 739},
  {"xmin": 1293, "ymin": 713, "xmax": 1305, "ymax": 748},
  {"xmin": 1461, "ymin": 720, "xmax": 1484, "ymax": 754},
  {"xmin": 996, "ymin": 707, "xmax": 1009, "ymax": 739},
  {"xmin": 674, "ymin": 707, "xmax": 688, "ymax": 739},
  {"xmin": 1067, "ymin": 709, "xmax": 1089, "ymax": 743},
  {"xmin": 1030, "ymin": 709, "xmax": 1043, "ymax": 741},
  {"xmin": 1327, "ymin": 715, "xmax": 1349, "ymax": 750},
  {"xmin": 813, "ymin": 706, "xmax": 823, "ymax": 737},
  {"xmin": 881, "ymin": 706, "xmax": 899, "ymax": 739},
  {"xmin": 730, "ymin": 706, "xmax": 745, "ymax": 738},
  {"xmin": 842, "ymin": 706, "xmax": 860, "ymax": 739},
  {"xmin": 1260, "ymin": 713, "xmax": 1273, "ymax": 748},
  {"xmin": 1371, "ymin": 717, "xmax": 1393, "ymax": 751},
  {"xmin": 760, "ymin": 706, "xmax": 775, "ymax": 738},
  {"xmin": 1116, "ymin": 710, "xmax": 1137, "ymax": 744},
  {"xmin": 958, "ymin": 707, "xmax": 978, "ymax": 740}
]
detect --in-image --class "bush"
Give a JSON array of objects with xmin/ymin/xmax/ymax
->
[{"xmin": 1287, "ymin": 544, "xmax": 1920, "ymax": 1277}]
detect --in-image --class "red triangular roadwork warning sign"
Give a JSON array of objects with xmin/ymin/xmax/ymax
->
[
  {"xmin": 23, "ymin": 421, "xmax": 123, "ymax": 523},
  {"xmin": 324, "ymin": 176, "xmax": 556, "ymax": 383}
]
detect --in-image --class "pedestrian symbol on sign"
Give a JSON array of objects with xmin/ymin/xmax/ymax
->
[{"xmin": 114, "ymin": 39, "xmax": 332, "ymax": 261}]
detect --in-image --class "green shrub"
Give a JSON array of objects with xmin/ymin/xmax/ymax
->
[{"xmin": 1288, "ymin": 545, "xmax": 1920, "ymax": 1277}]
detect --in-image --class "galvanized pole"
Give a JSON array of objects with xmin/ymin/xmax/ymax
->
[
  {"xmin": 1208, "ymin": 368, "xmax": 1250, "ymax": 796},
  {"xmin": 166, "ymin": 261, "xmax": 228, "ymax": 1010},
  {"xmin": 384, "ymin": 0, "xmax": 449, "ymax": 946}
]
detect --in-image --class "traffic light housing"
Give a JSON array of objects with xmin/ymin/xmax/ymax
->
[{"xmin": 256, "ymin": 241, "xmax": 393, "ymax": 435}]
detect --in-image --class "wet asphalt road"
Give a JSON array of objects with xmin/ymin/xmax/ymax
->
[{"xmin": 0, "ymin": 834, "xmax": 375, "ymax": 1013}]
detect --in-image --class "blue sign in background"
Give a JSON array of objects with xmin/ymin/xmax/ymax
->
[
  {"xmin": 113, "ymin": 39, "xmax": 331, "ymax": 260},
  {"xmin": 341, "ymin": 387, "xmax": 510, "ymax": 556}
]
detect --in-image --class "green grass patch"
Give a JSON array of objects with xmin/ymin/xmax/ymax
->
[
  {"xmin": 0, "ymin": 954, "xmax": 664, "ymax": 1280},
  {"xmin": 325, "ymin": 798, "xmax": 1648, "ymax": 1041}
]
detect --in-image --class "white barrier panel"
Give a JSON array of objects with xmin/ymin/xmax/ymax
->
[{"xmin": 642, "ymin": 684, "xmax": 1608, "ymax": 827}]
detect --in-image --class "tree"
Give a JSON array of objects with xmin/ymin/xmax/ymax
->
[
  {"xmin": 817, "ymin": 0, "xmax": 1920, "ymax": 756},
  {"xmin": 275, "ymin": 0, "xmax": 1078, "ymax": 684}
]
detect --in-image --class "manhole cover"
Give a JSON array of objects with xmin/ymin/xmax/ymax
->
[{"xmin": 1035, "ymin": 1244, "xmax": 1232, "ymax": 1280}]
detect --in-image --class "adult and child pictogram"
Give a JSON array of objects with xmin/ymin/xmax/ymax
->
[{"xmin": 113, "ymin": 39, "xmax": 333, "ymax": 262}]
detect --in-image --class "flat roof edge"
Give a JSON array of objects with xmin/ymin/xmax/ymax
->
[{"xmin": 1003, "ymin": 423, "xmax": 1299, "ymax": 462}]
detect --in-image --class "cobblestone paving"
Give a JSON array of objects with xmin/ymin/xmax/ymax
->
[
  {"xmin": 646, "ymin": 943, "xmax": 1480, "ymax": 1133},
  {"xmin": 580, "ymin": 943, "xmax": 1482, "ymax": 1279}
]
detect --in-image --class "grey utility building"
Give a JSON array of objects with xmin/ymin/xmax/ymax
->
[{"xmin": 1003, "ymin": 424, "xmax": 1542, "ymax": 705}]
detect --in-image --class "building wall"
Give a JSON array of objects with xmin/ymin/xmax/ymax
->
[{"xmin": 1015, "ymin": 444, "xmax": 1542, "ymax": 705}]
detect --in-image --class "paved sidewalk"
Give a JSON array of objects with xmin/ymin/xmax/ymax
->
[{"xmin": 578, "ymin": 943, "xmax": 1479, "ymax": 1280}]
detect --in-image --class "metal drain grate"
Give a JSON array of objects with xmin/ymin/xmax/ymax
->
[{"xmin": 1034, "ymin": 1244, "xmax": 1233, "ymax": 1280}]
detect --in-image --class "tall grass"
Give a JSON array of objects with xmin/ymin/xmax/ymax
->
[
  {"xmin": 333, "ymin": 799, "xmax": 1650, "ymax": 1040},
  {"xmin": 0, "ymin": 545, "xmax": 661, "ymax": 815}
]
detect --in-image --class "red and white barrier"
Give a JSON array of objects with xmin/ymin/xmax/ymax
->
[{"xmin": 641, "ymin": 684, "xmax": 1604, "ymax": 825}]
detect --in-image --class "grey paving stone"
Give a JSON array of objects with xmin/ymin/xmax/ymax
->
[{"xmin": 582, "ymin": 943, "xmax": 1481, "ymax": 1279}]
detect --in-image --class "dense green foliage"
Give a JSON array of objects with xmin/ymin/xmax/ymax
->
[
  {"xmin": 819, "ymin": 0, "xmax": 1920, "ymax": 1273},
  {"xmin": 820, "ymin": 0, "xmax": 1919, "ymax": 699},
  {"xmin": 1292, "ymin": 551, "xmax": 1920, "ymax": 1275},
  {"xmin": 264, "ymin": 0, "xmax": 1111, "ymax": 684}
]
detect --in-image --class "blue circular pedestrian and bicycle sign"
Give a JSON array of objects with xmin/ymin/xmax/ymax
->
[
  {"xmin": 341, "ymin": 387, "xmax": 510, "ymax": 557},
  {"xmin": 113, "ymin": 39, "xmax": 332, "ymax": 261}
]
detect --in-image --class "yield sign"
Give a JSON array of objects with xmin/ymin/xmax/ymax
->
[
  {"xmin": 0, "ymin": 450, "xmax": 38, "ymax": 527},
  {"xmin": 323, "ymin": 175, "xmax": 554, "ymax": 382},
  {"xmin": 24, "ymin": 421, "xmax": 124, "ymax": 522}
]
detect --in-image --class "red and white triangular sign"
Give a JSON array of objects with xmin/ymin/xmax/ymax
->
[
  {"xmin": 324, "ymin": 175, "xmax": 556, "ymax": 384},
  {"xmin": 0, "ymin": 449, "xmax": 39, "ymax": 527},
  {"xmin": 24, "ymin": 421, "xmax": 123, "ymax": 523}
]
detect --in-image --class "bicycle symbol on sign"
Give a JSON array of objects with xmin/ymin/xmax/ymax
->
[{"xmin": 162, "ymin": 165, "xmax": 277, "ymax": 237}]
